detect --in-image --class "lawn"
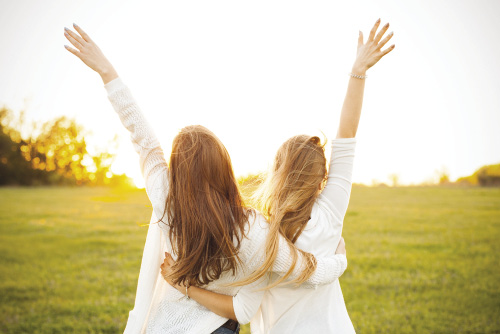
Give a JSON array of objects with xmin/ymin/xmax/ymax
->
[{"xmin": 0, "ymin": 186, "xmax": 499, "ymax": 333}]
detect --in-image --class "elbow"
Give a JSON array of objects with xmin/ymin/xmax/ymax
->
[
  {"xmin": 229, "ymin": 312, "xmax": 239, "ymax": 323},
  {"xmin": 234, "ymin": 309, "xmax": 252, "ymax": 325},
  {"xmin": 233, "ymin": 305, "xmax": 252, "ymax": 325},
  {"xmin": 225, "ymin": 305, "xmax": 238, "ymax": 323}
]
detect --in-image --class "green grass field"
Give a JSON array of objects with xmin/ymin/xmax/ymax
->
[{"xmin": 0, "ymin": 186, "xmax": 499, "ymax": 333}]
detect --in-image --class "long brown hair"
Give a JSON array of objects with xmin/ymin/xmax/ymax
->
[
  {"xmin": 238, "ymin": 135, "xmax": 327, "ymax": 288},
  {"xmin": 162, "ymin": 125, "xmax": 249, "ymax": 287}
]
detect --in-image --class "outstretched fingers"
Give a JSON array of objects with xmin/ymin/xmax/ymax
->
[
  {"xmin": 64, "ymin": 27, "xmax": 85, "ymax": 47},
  {"xmin": 368, "ymin": 18, "xmax": 381, "ymax": 41},
  {"xmin": 378, "ymin": 31, "xmax": 394, "ymax": 49},
  {"xmin": 358, "ymin": 30, "xmax": 364, "ymax": 46},
  {"xmin": 64, "ymin": 29, "xmax": 83, "ymax": 50},
  {"xmin": 374, "ymin": 22, "xmax": 390, "ymax": 44},
  {"xmin": 355, "ymin": 18, "xmax": 395, "ymax": 70},
  {"xmin": 64, "ymin": 44, "xmax": 81, "ymax": 58},
  {"xmin": 73, "ymin": 23, "xmax": 93, "ymax": 43},
  {"xmin": 381, "ymin": 44, "xmax": 396, "ymax": 56}
]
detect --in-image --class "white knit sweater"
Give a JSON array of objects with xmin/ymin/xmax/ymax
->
[
  {"xmin": 104, "ymin": 78, "xmax": 348, "ymax": 334},
  {"xmin": 235, "ymin": 138, "xmax": 358, "ymax": 334}
]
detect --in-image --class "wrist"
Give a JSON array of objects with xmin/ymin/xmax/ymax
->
[
  {"xmin": 351, "ymin": 63, "xmax": 368, "ymax": 76},
  {"xmin": 174, "ymin": 282, "xmax": 184, "ymax": 293},
  {"xmin": 182, "ymin": 283, "xmax": 191, "ymax": 300},
  {"xmin": 99, "ymin": 64, "xmax": 118, "ymax": 84},
  {"xmin": 175, "ymin": 281, "xmax": 190, "ymax": 296}
]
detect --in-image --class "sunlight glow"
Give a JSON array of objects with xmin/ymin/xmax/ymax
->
[{"xmin": 1, "ymin": 0, "xmax": 499, "ymax": 186}]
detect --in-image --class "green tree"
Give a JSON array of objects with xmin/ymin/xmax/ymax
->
[
  {"xmin": 456, "ymin": 163, "xmax": 500, "ymax": 187},
  {"xmin": 0, "ymin": 107, "xmax": 133, "ymax": 186}
]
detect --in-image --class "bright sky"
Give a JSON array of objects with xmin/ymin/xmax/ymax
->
[{"xmin": 1, "ymin": 0, "xmax": 499, "ymax": 187}]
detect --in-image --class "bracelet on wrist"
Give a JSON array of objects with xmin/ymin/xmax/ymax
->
[
  {"xmin": 185, "ymin": 283, "xmax": 190, "ymax": 300},
  {"xmin": 349, "ymin": 72, "xmax": 367, "ymax": 79}
]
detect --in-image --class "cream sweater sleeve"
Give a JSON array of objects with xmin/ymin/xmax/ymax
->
[
  {"xmin": 233, "ymin": 251, "xmax": 347, "ymax": 324},
  {"xmin": 271, "ymin": 236, "xmax": 348, "ymax": 287},
  {"xmin": 245, "ymin": 215, "xmax": 348, "ymax": 287},
  {"xmin": 232, "ymin": 276, "xmax": 268, "ymax": 324},
  {"xmin": 319, "ymin": 137, "xmax": 357, "ymax": 223},
  {"xmin": 105, "ymin": 78, "xmax": 169, "ymax": 223},
  {"xmin": 104, "ymin": 78, "xmax": 169, "ymax": 333}
]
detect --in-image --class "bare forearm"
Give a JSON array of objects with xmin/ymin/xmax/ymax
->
[
  {"xmin": 187, "ymin": 286, "xmax": 237, "ymax": 321},
  {"xmin": 160, "ymin": 253, "xmax": 238, "ymax": 321},
  {"xmin": 336, "ymin": 65, "xmax": 366, "ymax": 139}
]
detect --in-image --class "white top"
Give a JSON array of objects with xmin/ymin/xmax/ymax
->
[
  {"xmin": 232, "ymin": 138, "xmax": 357, "ymax": 334},
  {"xmin": 104, "ymin": 77, "xmax": 348, "ymax": 334}
]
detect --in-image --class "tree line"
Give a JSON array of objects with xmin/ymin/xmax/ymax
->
[
  {"xmin": 2, "ymin": 106, "xmax": 498, "ymax": 187},
  {"xmin": 0, "ymin": 107, "xmax": 133, "ymax": 187}
]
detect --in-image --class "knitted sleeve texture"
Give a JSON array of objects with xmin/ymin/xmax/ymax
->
[
  {"xmin": 242, "ymin": 215, "xmax": 348, "ymax": 289},
  {"xmin": 105, "ymin": 77, "xmax": 169, "ymax": 223}
]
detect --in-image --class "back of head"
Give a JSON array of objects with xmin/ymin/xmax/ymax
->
[
  {"xmin": 258, "ymin": 134, "xmax": 327, "ymax": 242},
  {"xmin": 240, "ymin": 135, "xmax": 327, "ymax": 288},
  {"xmin": 165, "ymin": 125, "xmax": 249, "ymax": 286}
]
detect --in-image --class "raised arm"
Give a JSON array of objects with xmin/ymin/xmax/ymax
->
[
  {"xmin": 320, "ymin": 20, "xmax": 395, "ymax": 221},
  {"xmin": 64, "ymin": 24, "xmax": 169, "ymax": 220},
  {"xmin": 337, "ymin": 18, "xmax": 395, "ymax": 139},
  {"xmin": 319, "ymin": 138, "xmax": 357, "ymax": 224}
]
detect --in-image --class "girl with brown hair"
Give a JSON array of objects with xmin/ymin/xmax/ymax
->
[
  {"xmin": 161, "ymin": 18, "xmax": 395, "ymax": 333},
  {"xmin": 63, "ymin": 24, "xmax": 348, "ymax": 334}
]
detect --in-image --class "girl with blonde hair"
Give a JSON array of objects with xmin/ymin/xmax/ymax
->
[
  {"xmin": 63, "ymin": 23, "xmax": 348, "ymax": 334},
  {"xmin": 161, "ymin": 18, "xmax": 395, "ymax": 333}
]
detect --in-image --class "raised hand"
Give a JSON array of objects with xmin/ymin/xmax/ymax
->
[
  {"xmin": 63, "ymin": 23, "xmax": 118, "ymax": 84},
  {"xmin": 353, "ymin": 18, "xmax": 395, "ymax": 74}
]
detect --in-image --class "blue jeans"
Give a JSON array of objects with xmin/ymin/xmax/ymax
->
[{"xmin": 211, "ymin": 324, "xmax": 240, "ymax": 334}]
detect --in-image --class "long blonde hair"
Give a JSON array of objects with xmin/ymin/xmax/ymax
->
[{"xmin": 239, "ymin": 135, "xmax": 328, "ymax": 288}]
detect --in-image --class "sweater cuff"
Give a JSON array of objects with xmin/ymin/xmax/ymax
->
[
  {"xmin": 332, "ymin": 137, "xmax": 357, "ymax": 145},
  {"xmin": 336, "ymin": 253, "xmax": 348, "ymax": 274},
  {"xmin": 104, "ymin": 77, "xmax": 126, "ymax": 96},
  {"xmin": 315, "ymin": 253, "xmax": 348, "ymax": 286},
  {"xmin": 331, "ymin": 138, "xmax": 357, "ymax": 154}
]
